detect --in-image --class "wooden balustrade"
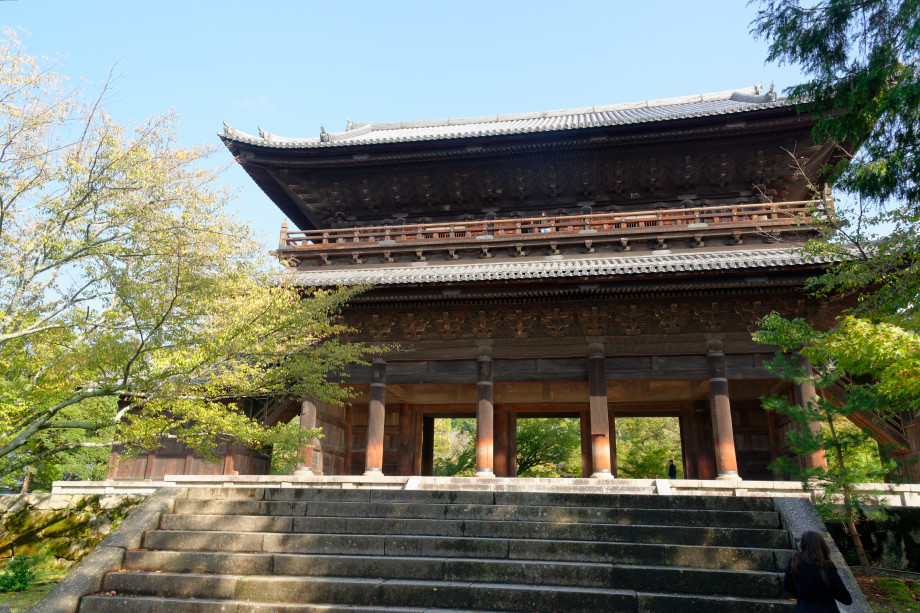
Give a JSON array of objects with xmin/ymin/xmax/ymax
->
[{"xmin": 280, "ymin": 201, "xmax": 825, "ymax": 251}]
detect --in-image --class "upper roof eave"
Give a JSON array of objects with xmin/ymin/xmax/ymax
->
[{"xmin": 221, "ymin": 84, "xmax": 790, "ymax": 151}]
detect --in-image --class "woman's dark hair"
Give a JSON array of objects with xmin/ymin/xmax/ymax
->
[{"xmin": 791, "ymin": 531, "xmax": 833, "ymax": 585}]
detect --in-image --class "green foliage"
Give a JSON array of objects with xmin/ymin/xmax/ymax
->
[
  {"xmin": 432, "ymin": 417, "xmax": 581, "ymax": 477},
  {"xmin": 268, "ymin": 419, "xmax": 324, "ymax": 475},
  {"xmin": 751, "ymin": 1, "xmax": 920, "ymax": 321},
  {"xmin": 0, "ymin": 32, "xmax": 369, "ymax": 480},
  {"xmin": 433, "ymin": 418, "xmax": 476, "ymax": 476},
  {"xmin": 0, "ymin": 556, "xmax": 36, "ymax": 593},
  {"xmin": 515, "ymin": 418, "xmax": 580, "ymax": 477},
  {"xmin": 875, "ymin": 577, "xmax": 919, "ymax": 610},
  {"xmin": 616, "ymin": 417, "xmax": 683, "ymax": 479}
]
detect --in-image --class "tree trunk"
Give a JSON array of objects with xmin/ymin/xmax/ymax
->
[
  {"xmin": 19, "ymin": 468, "xmax": 32, "ymax": 494},
  {"xmin": 846, "ymin": 509, "xmax": 872, "ymax": 576}
]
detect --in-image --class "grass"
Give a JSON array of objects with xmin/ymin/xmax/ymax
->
[
  {"xmin": 0, "ymin": 565, "xmax": 69, "ymax": 613},
  {"xmin": 852, "ymin": 569, "xmax": 920, "ymax": 612}
]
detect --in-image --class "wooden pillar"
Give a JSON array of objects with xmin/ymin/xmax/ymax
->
[
  {"xmin": 397, "ymin": 403, "xmax": 417, "ymax": 476},
  {"xmin": 508, "ymin": 412, "xmax": 518, "ymax": 477},
  {"xmin": 680, "ymin": 407, "xmax": 696, "ymax": 479},
  {"xmin": 364, "ymin": 358, "xmax": 387, "ymax": 476},
  {"xmin": 494, "ymin": 407, "xmax": 509, "ymax": 477},
  {"xmin": 343, "ymin": 405, "xmax": 354, "ymax": 475},
  {"xmin": 143, "ymin": 449, "xmax": 156, "ymax": 479},
  {"xmin": 707, "ymin": 340, "xmax": 739, "ymax": 480},
  {"xmin": 580, "ymin": 410, "xmax": 593, "ymax": 478},
  {"xmin": 413, "ymin": 412, "xmax": 424, "ymax": 476},
  {"xmin": 221, "ymin": 444, "xmax": 235, "ymax": 476},
  {"xmin": 794, "ymin": 355, "xmax": 827, "ymax": 470},
  {"xmin": 295, "ymin": 398, "xmax": 318, "ymax": 475},
  {"xmin": 588, "ymin": 351, "xmax": 613, "ymax": 478},
  {"xmin": 421, "ymin": 415, "xmax": 435, "ymax": 476},
  {"xmin": 183, "ymin": 449, "xmax": 195, "ymax": 475},
  {"xmin": 475, "ymin": 355, "xmax": 494, "ymax": 477}
]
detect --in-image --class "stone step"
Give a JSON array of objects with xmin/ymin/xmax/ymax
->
[
  {"xmin": 134, "ymin": 534, "xmax": 789, "ymax": 572},
  {"xmin": 171, "ymin": 499, "xmax": 781, "ymax": 528},
  {"xmin": 80, "ymin": 596, "xmax": 479, "ymax": 613},
  {"xmin": 98, "ymin": 572, "xmax": 640, "ymax": 612},
  {"xmin": 122, "ymin": 551, "xmax": 787, "ymax": 594},
  {"xmin": 182, "ymin": 487, "xmax": 778, "ymax": 512},
  {"xmin": 79, "ymin": 594, "xmax": 795, "ymax": 613},
  {"xmin": 160, "ymin": 513, "xmax": 791, "ymax": 548}
]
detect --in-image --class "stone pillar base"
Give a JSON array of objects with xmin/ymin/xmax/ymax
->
[
  {"xmin": 363, "ymin": 468, "xmax": 384, "ymax": 477},
  {"xmin": 293, "ymin": 467, "xmax": 314, "ymax": 476},
  {"xmin": 475, "ymin": 469, "xmax": 495, "ymax": 478},
  {"xmin": 716, "ymin": 471, "xmax": 741, "ymax": 480},
  {"xmin": 590, "ymin": 470, "xmax": 613, "ymax": 479}
]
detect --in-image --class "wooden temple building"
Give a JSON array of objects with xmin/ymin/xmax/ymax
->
[{"xmin": 110, "ymin": 84, "xmax": 919, "ymax": 481}]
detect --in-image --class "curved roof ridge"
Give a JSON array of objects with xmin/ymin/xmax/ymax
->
[
  {"xmin": 220, "ymin": 84, "xmax": 787, "ymax": 149},
  {"xmin": 357, "ymin": 84, "xmax": 769, "ymax": 133}
]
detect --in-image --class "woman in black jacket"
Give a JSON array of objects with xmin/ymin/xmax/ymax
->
[{"xmin": 783, "ymin": 530, "xmax": 853, "ymax": 612}]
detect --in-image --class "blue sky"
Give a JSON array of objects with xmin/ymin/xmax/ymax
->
[{"xmin": 2, "ymin": 1, "xmax": 807, "ymax": 246}]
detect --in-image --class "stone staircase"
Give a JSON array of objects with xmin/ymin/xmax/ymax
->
[{"xmin": 77, "ymin": 487, "xmax": 797, "ymax": 612}]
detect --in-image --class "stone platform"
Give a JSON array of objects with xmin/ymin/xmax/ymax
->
[{"xmin": 50, "ymin": 475, "xmax": 920, "ymax": 508}]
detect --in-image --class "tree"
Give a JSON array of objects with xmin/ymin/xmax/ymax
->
[
  {"xmin": 750, "ymin": 1, "xmax": 920, "ymax": 323},
  {"xmin": 433, "ymin": 418, "xmax": 476, "ymax": 476},
  {"xmin": 754, "ymin": 312, "xmax": 907, "ymax": 575},
  {"xmin": 0, "ymin": 31, "xmax": 368, "ymax": 482},
  {"xmin": 431, "ymin": 417, "xmax": 581, "ymax": 477},
  {"xmin": 750, "ymin": 3, "xmax": 920, "ymax": 569},
  {"xmin": 615, "ymin": 417, "xmax": 683, "ymax": 479},
  {"xmin": 515, "ymin": 418, "xmax": 580, "ymax": 477}
]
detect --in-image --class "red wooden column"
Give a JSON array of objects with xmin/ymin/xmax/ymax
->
[
  {"xmin": 397, "ymin": 403, "xmax": 417, "ymax": 476},
  {"xmin": 364, "ymin": 358, "xmax": 387, "ymax": 476},
  {"xmin": 588, "ymin": 351, "xmax": 613, "ymax": 478},
  {"xmin": 493, "ymin": 407, "xmax": 509, "ymax": 477},
  {"xmin": 475, "ymin": 355, "xmax": 495, "ymax": 476},
  {"xmin": 294, "ymin": 398, "xmax": 318, "ymax": 475},
  {"xmin": 793, "ymin": 355, "xmax": 827, "ymax": 470},
  {"xmin": 707, "ymin": 340, "xmax": 740, "ymax": 480}
]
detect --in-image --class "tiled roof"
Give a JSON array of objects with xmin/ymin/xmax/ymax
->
[
  {"xmin": 282, "ymin": 247, "xmax": 828, "ymax": 287},
  {"xmin": 223, "ymin": 85, "xmax": 784, "ymax": 149}
]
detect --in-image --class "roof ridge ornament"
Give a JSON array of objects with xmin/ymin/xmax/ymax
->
[
  {"xmin": 320, "ymin": 125, "xmax": 330, "ymax": 142},
  {"xmin": 766, "ymin": 83, "xmax": 777, "ymax": 101}
]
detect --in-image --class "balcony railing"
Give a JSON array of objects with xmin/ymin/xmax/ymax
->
[{"xmin": 278, "ymin": 200, "xmax": 827, "ymax": 264}]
